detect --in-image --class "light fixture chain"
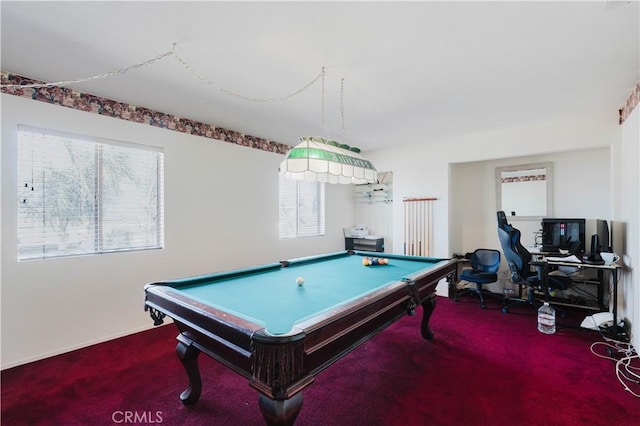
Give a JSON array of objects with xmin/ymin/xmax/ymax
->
[
  {"xmin": 320, "ymin": 67, "xmax": 326, "ymax": 129},
  {"xmin": 173, "ymin": 51, "xmax": 324, "ymax": 103},
  {"xmin": 0, "ymin": 47, "xmax": 176, "ymax": 89},
  {"xmin": 1, "ymin": 43, "xmax": 326, "ymax": 104},
  {"xmin": 340, "ymin": 77, "xmax": 346, "ymax": 134}
]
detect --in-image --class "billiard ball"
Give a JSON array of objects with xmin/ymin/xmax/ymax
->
[{"xmin": 296, "ymin": 277, "xmax": 305, "ymax": 286}]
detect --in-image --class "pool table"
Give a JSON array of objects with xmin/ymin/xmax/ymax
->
[{"xmin": 144, "ymin": 251, "xmax": 456, "ymax": 425}]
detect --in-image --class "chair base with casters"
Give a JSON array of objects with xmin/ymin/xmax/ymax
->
[
  {"xmin": 454, "ymin": 249, "xmax": 501, "ymax": 309},
  {"xmin": 455, "ymin": 282, "xmax": 502, "ymax": 309},
  {"xmin": 501, "ymin": 262, "xmax": 572, "ymax": 314},
  {"xmin": 502, "ymin": 284, "xmax": 540, "ymax": 314}
]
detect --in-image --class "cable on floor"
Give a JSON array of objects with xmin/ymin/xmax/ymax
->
[{"xmin": 588, "ymin": 316, "xmax": 639, "ymax": 398}]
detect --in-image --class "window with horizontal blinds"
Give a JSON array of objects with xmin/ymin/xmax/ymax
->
[
  {"xmin": 17, "ymin": 125, "xmax": 164, "ymax": 260},
  {"xmin": 279, "ymin": 177, "xmax": 325, "ymax": 239}
]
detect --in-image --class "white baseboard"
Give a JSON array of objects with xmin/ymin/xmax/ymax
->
[{"xmin": 1, "ymin": 320, "xmax": 174, "ymax": 371}]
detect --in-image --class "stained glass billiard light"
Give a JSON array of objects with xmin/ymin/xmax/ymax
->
[
  {"xmin": 280, "ymin": 76, "xmax": 377, "ymax": 185},
  {"xmin": 279, "ymin": 136, "xmax": 377, "ymax": 184}
]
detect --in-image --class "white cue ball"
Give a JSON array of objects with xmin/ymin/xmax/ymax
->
[{"xmin": 296, "ymin": 277, "xmax": 305, "ymax": 286}]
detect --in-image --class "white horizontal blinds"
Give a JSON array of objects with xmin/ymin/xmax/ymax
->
[
  {"xmin": 279, "ymin": 177, "xmax": 298, "ymax": 239},
  {"xmin": 296, "ymin": 179, "xmax": 325, "ymax": 237},
  {"xmin": 18, "ymin": 130, "xmax": 96, "ymax": 259},
  {"xmin": 100, "ymin": 144, "xmax": 164, "ymax": 252},
  {"xmin": 279, "ymin": 178, "xmax": 325, "ymax": 239},
  {"xmin": 17, "ymin": 125, "xmax": 164, "ymax": 260}
]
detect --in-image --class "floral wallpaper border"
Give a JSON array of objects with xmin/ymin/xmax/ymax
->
[
  {"xmin": 501, "ymin": 174, "xmax": 546, "ymax": 184},
  {"xmin": 619, "ymin": 82, "xmax": 640, "ymax": 125},
  {"xmin": 0, "ymin": 71, "xmax": 291, "ymax": 155},
  {"xmin": 4, "ymin": 70, "xmax": 637, "ymax": 146}
]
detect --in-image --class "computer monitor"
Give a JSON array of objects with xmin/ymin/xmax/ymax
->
[
  {"xmin": 542, "ymin": 218, "xmax": 585, "ymax": 253},
  {"xmin": 541, "ymin": 218, "xmax": 610, "ymax": 254}
]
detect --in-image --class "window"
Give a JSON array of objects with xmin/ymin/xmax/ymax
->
[
  {"xmin": 279, "ymin": 177, "xmax": 325, "ymax": 239},
  {"xmin": 17, "ymin": 125, "xmax": 164, "ymax": 260}
]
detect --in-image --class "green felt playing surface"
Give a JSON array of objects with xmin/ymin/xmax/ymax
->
[{"xmin": 178, "ymin": 253, "xmax": 444, "ymax": 335}]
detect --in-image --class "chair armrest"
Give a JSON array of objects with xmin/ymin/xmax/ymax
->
[{"xmin": 507, "ymin": 262, "xmax": 526, "ymax": 285}]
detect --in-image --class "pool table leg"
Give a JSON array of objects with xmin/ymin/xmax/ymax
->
[
  {"xmin": 420, "ymin": 292, "xmax": 437, "ymax": 340},
  {"xmin": 258, "ymin": 392, "xmax": 303, "ymax": 426},
  {"xmin": 176, "ymin": 334, "xmax": 202, "ymax": 406}
]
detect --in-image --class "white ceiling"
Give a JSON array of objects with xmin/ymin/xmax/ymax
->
[{"xmin": 1, "ymin": 1, "xmax": 639, "ymax": 151}]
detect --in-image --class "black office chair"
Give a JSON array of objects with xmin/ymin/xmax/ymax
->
[
  {"xmin": 454, "ymin": 249, "xmax": 501, "ymax": 309},
  {"xmin": 496, "ymin": 211, "xmax": 572, "ymax": 313}
]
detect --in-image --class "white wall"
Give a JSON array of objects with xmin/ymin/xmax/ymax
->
[
  {"xmin": 3, "ymin": 94, "xmax": 637, "ymax": 367},
  {"xmin": 0, "ymin": 95, "xmax": 354, "ymax": 369},
  {"xmin": 365, "ymin": 109, "xmax": 638, "ymax": 332},
  {"xmin": 614, "ymin": 105, "xmax": 639, "ymax": 349},
  {"xmin": 451, "ymin": 147, "xmax": 611, "ymax": 253},
  {"xmin": 449, "ymin": 148, "xmax": 610, "ymax": 295},
  {"xmin": 368, "ymin": 111, "xmax": 619, "ymax": 257}
]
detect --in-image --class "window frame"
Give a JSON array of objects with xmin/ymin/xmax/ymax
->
[
  {"xmin": 278, "ymin": 177, "xmax": 326, "ymax": 239},
  {"xmin": 16, "ymin": 125, "xmax": 165, "ymax": 260}
]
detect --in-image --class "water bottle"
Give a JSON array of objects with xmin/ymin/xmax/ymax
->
[{"xmin": 537, "ymin": 302, "xmax": 556, "ymax": 334}]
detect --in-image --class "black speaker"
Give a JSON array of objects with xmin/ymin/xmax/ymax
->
[
  {"xmin": 582, "ymin": 234, "xmax": 604, "ymax": 264},
  {"xmin": 590, "ymin": 234, "xmax": 600, "ymax": 254}
]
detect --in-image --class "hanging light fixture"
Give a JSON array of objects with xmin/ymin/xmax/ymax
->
[
  {"xmin": 279, "ymin": 136, "xmax": 377, "ymax": 184},
  {"xmin": 279, "ymin": 71, "xmax": 377, "ymax": 184}
]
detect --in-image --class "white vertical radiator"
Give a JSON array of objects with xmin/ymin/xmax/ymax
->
[{"xmin": 403, "ymin": 197, "xmax": 437, "ymax": 256}]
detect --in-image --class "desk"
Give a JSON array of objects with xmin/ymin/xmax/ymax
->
[
  {"xmin": 144, "ymin": 251, "xmax": 456, "ymax": 425},
  {"xmin": 447, "ymin": 257, "xmax": 471, "ymax": 300},
  {"xmin": 345, "ymin": 237, "xmax": 384, "ymax": 252},
  {"xmin": 545, "ymin": 259, "xmax": 621, "ymax": 337}
]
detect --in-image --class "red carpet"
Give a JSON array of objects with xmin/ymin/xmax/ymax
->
[{"xmin": 2, "ymin": 296, "xmax": 638, "ymax": 425}]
